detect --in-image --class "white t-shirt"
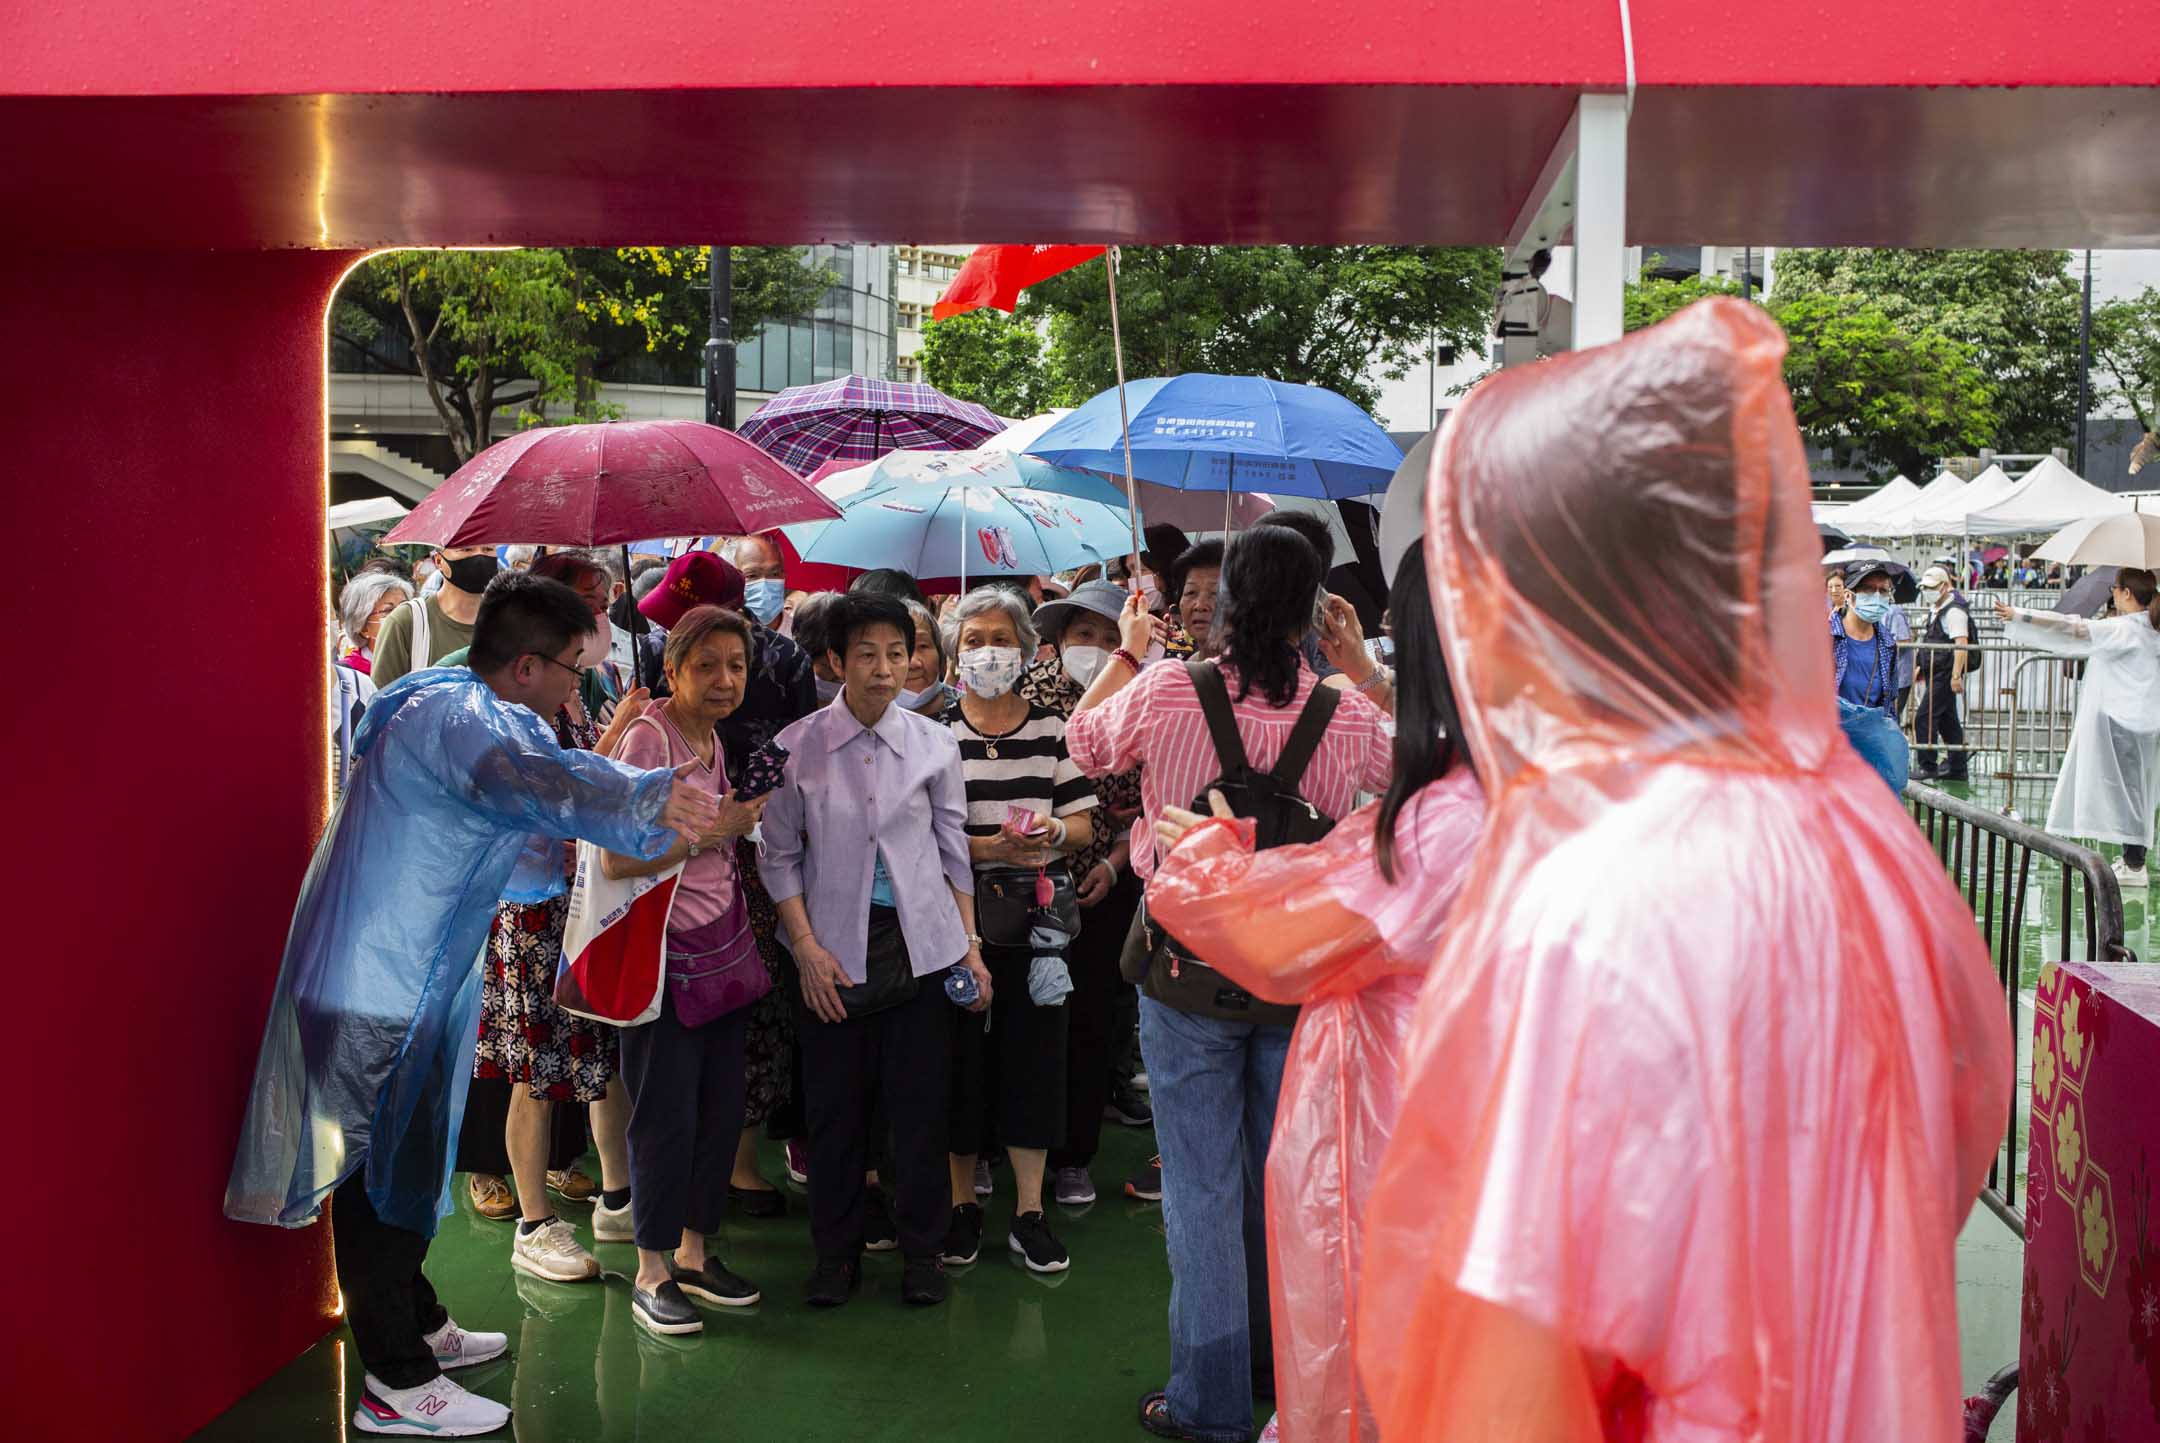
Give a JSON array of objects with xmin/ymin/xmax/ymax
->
[{"xmin": 1931, "ymin": 601, "xmax": 1972, "ymax": 641}]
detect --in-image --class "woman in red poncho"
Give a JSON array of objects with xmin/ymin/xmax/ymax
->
[
  {"xmin": 1354, "ymin": 299, "xmax": 2011, "ymax": 1443},
  {"xmin": 1146, "ymin": 546, "xmax": 1486, "ymax": 1443}
]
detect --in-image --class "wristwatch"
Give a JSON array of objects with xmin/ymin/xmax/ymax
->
[{"xmin": 965, "ymin": 932, "xmax": 984, "ymax": 949}]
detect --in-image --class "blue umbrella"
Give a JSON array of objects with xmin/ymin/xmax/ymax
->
[
  {"xmin": 779, "ymin": 485, "xmax": 1134, "ymax": 581},
  {"xmin": 1028, "ymin": 373, "xmax": 1402, "ymax": 500}
]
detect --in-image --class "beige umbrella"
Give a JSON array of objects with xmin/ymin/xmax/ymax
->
[{"xmin": 2034, "ymin": 508, "xmax": 2160, "ymax": 568}]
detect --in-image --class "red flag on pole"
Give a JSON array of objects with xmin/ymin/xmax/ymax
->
[{"xmin": 931, "ymin": 245, "xmax": 1107, "ymax": 322}]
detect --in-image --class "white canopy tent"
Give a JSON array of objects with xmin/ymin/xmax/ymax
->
[
  {"xmin": 1963, "ymin": 455, "xmax": 2132, "ymax": 535},
  {"xmin": 1830, "ymin": 475, "xmax": 1918, "ymax": 531},
  {"xmin": 1898, "ymin": 464, "xmax": 2019, "ymax": 536},
  {"xmin": 1854, "ymin": 470, "xmax": 1966, "ymax": 539}
]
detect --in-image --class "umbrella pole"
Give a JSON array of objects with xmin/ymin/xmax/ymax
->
[
  {"xmin": 959, "ymin": 485, "xmax": 969, "ymax": 593},
  {"xmin": 620, "ymin": 542, "xmax": 647, "ymax": 693},
  {"xmin": 1104, "ymin": 246, "xmax": 1144, "ymax": 586}
]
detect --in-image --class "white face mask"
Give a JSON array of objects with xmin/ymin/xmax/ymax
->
[
  {"xmin": 815, "ymin": 675, "xmax": 843, "ymax": 703},
  {"xmin": 1062, "ymin": 645, "xmax": 1110, "ymax": 687},
  {"xmin": 900, "ymin": 681, "xmax": 946, "ymax": 710},
  {"xmin": 957, "ymin": 646, "xmax": 1025, "ymax": 699}
]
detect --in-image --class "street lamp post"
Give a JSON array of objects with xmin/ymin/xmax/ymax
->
[
  {"xmin": 704, "ymin": 245, "xmax": 735, "ymax": 430},
  {"xmin": 2076, "ymin": 248, "xmax": 2093, "ymax": 475}
]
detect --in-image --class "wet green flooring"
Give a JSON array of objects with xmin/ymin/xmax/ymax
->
[{"xmin": 196, "ymin": 1124, "xmax": 1193, "ymax": 1442}]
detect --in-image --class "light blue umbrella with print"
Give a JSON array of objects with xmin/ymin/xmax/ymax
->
[{"xmin": 778, "ymin": 483, "xmax": 1134, "ymax": 584}]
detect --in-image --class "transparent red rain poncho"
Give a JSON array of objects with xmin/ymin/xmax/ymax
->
[
  {"xmin": 1145, "ymin": 767, "xmax": 1487, "ymax": 1443},
  {"xmin": 1353, "ymin": 299, "xmax": 2012, "ymax": 1442}
]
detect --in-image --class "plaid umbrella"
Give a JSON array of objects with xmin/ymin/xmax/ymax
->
[{"xmin": 739, "ymin": 374, "xmax": 1004, "ymax": 475}]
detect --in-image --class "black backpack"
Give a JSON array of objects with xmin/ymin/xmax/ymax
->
[{"xmin": 1139, "ymin": 660, "xmax": 1341, "ymax": 1023}]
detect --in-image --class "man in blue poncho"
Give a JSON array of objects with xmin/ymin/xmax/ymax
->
[{"xmin": 227, "ymin": 572, "xmax": 719, "ymax": 1438}]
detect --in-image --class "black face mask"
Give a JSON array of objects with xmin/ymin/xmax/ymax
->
[{"xmin": 440, "ymin": 554, "xmax": 500, "ymax": 592}]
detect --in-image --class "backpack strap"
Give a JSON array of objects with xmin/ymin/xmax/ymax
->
[
  {"xmin": 1185, "ymin": 661, "xmax": 1250, "ymax": 777},
  {"xmin": 1271, "ymin": 680, "xmax": 1341, "ymax": 791}
]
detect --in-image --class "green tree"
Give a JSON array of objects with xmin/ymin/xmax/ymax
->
[
  {"xmin": 2092, "ymin": 287, "xmax": 2160, "ymax": 435},
  {"xmin": 919, "ymin": 308, "xmax": 1071, "ymax": 417},
  {"xmin": 1770, "ymin": 248, "xmax": 2079, "ymax": 457},
  {"xmin": 1624, "ymin": 269, "xmax": 1742, "ymax": 331},
  {"xmin": 1006, "ymin": 246, "xmax": 1503, "ymax": 411},
  {"xmin": 333, "ymin": 246, "xmax": 832, "ymax": 459},
  {"xmin": 1771, "ymin": 292, "xmax": 1998, "ymax": 479}
]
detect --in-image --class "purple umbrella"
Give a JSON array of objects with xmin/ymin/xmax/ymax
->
[{"xmin": 739, "ymin": 374, "xmax": 1004, "ymax": 475}]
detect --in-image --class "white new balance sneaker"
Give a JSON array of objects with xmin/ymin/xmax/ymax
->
[
  {"xmin": 511, "ymin": 1217, "xmax": 599, "ymax": 1283},
  {"xmin": 423, "ymin": 1317, "xmax": 508, "ymax": 1370},
  {"xmin": 591, "ymin": 1197, "xmax": 636, "ymax": 1244},
  {"xmin": 352, "ymin": 1373, "xmax": 510, "ymax": 1436},
  {"xmin": 2115, "ymin": 858, "xmax": 2149, "ymax": 889}
]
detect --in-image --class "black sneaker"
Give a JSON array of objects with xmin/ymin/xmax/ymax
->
[
  {"xmin": 803, "ymin": 1256, "xmax": 860, "ymax": 1309},
  {"xmin": 941, "ymin": 1203, "xmax": 984, "ymax": 1265},
  {"xmin": 1104, "ymin": 1085, "xmax": 1153, "ymax": 1127},
  {"xmin": 672, "ymin": 1258, "xmax": 761, "ymax": 1308},
  {"xmin": 632, "ymin": 1279, "xmax": 703, "ymax": 1336},
  {"xmin": 1007, "ymin": 1210, "xmax": 1071, "ymax": 1273},
  {"xmin": 863, "ymin": 1184, "xmax": 899, "ymax": 1252},
  {"xmin": 901, "ymin": 1256, "xmax": 949, "ymax": 1306},
  {"xmin": 1125, "ymin": 1155, "xmax": 1163, "ymax": 1202},
  {"xmin": 728, "ymin": 1183, "xmax": 786, "ymax": 1219}
]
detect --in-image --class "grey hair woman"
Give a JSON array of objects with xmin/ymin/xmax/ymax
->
[
  {"xmin": 905, "ymin": 598, "xmax": 956, "ymax": 714},
  {"xmin": 339, "ymin": 570, "xmax": 416, "ymax": 672},
  {"xmin": 941, "ymin": 585, "xmax": 1039, "ymax": 667}
]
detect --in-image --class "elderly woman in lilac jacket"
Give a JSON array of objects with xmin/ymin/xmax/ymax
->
[{"xmin": 759, "ymin": 591, "xmax": 991, "ymax": 1311}]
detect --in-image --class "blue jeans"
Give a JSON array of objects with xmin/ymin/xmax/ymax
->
[{"xmin": 1138, "ymin": 994, "xmax": 1292, "ymax": 1443}]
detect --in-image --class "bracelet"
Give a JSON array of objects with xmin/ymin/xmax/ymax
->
[
  {"xmin": 1110, "ymin": 647, "xmax": 1141, "ymax": 675},
  {"xmin": 1047, "ymin": 814, "xmax": 1070, "ymax": 848},
  {"xmin": 965, "ymin": 932, "xmax": 984, "ymax": 949},
  {"xmin": 1355, "ymin": 665, "xmax": 1393, "ymax": 695}
]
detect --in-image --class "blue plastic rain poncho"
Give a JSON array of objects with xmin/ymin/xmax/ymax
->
[{"xmin": 225, "ymin": 668, "xmax": 678, "ymax": 1236}]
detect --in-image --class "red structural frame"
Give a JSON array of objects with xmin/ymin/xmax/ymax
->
[{"xmin": 3, "ymin": 2, "xmax": 2158, "ymax": 1437}]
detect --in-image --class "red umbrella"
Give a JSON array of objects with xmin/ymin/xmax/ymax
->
[{"xmin": 384, "ymin": 419, "xmax": 840, "ymax": 548}]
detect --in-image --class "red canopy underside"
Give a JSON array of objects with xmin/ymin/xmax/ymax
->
[{"xmin": 6, "ymin": 0, "xmax": 2159, "ymax": 251}]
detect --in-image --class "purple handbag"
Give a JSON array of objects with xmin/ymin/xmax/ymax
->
[{"xmin": 664, "ymin": 867, "xmax": 770, "ymax": 1027}]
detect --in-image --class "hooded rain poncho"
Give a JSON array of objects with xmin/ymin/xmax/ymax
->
[
  {"xmin": 1355, "ymin": 299, "xmax": 2011, "ymax": 1443},
  {"xmin": 2005, "ymin": 606, "xmax": 2160, "ymax": 846},
  {"xmin": 225, "ymin": 667, "xmax": 678, "ymax": 1236}
]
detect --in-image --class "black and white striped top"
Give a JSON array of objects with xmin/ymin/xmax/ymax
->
[{"xmin": 944, "ymin": 702, "xmax": 1100, "ymax": 840}]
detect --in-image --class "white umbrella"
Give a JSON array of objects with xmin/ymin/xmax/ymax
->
[
  {"xmin": 2034, "ymin": 510, "xmax": 2160, "ymax": 568},
  {"xmin": 327, "ymin": 496, "xmax": 409, "ymax": 529}
]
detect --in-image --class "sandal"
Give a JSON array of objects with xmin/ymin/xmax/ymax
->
[{"xmin": 1137, "ymin": 1390, "xmax": 1225, "ymax": 1442}]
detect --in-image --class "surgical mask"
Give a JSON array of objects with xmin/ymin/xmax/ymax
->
[
  {"xmin": 743, "ymin": 578, "xmax": 786, "ymax": 626},
  {"xmin": 1062, "ymin": 645, "xmax": 1110, "ymax": 687},
  {"xmin": 440, "ymin": 553, "xmax": 500, "ymax": 593},
  {"xmin": 1138, "ymin": 574, "xmax": 1163, "ymax": 611},
  {"xmin": 957, "ymin": 646, "xmax": 1025, "ymax": 699},
  {"xmin": 901, "ymin": 681, "xmax": 948, "ymax": 710},
  {"xmin": 815, "ymin": 675, "xmax": 843, "ymax": 703},
  {"xmin": 1851, "ymin": 593, "xmax": 1892, "ymax": 624}
]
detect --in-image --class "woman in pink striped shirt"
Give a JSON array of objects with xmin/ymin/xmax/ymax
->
[{"xmin": 1066, "ymin": 524, "xmax": 1392, "ymax": 1443}]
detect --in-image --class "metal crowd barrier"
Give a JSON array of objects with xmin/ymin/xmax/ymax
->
[
  {"xmin": 1894, "ymin": 634, "xmax": 2083, "ymax": 815},
  {"xmin": 1904, "ymin": 782, "xmax": 2131, "ymax": 1238}
]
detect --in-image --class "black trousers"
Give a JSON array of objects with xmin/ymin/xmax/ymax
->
[
  {"xmin": 1916, "ymin": 674, "xmax": 1966, "ymax": 777},
  {"xmin": 795, "ymin": 930, "xmax": 954, "ymax": 1263},
  {"xmin": 1052, "ymin": 871, "xmax": 1141, "ymax": 1170},
  {"xmin": 331, "ymin": 1171, "xmax": 449, "ymax": 1389},
  {"xmin": 618, "ymin": 987, "xmax": 750, "ymax": 1252}
]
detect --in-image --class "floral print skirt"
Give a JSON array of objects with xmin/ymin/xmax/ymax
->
[{"xmin": 475, "ymin": 890, "xmax": 619, "ymax": 1103}]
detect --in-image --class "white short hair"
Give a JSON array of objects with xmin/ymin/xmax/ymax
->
[
  {"xmin": 338, "ymin": 570, "xmax": 415, "ymax": 645},
  {"xmin": 721, "ymin": 534, "xmax": 783, "ymax": 568},
  {"xmin": 942, "ymin": 585, "xmax": 1038, "ymax": 660}
]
